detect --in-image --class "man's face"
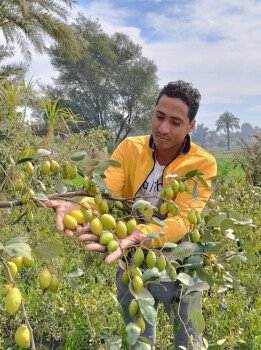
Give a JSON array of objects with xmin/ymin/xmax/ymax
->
[{"xmin": 151, "ymin": 95, "xmax": 195, "ymax": 152}]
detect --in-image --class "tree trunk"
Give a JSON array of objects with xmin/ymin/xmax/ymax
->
[{"xmin": 227, "ymin": 127, "xmax": 230, "ymax": 150}]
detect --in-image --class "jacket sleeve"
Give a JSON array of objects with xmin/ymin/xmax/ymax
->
[
  {"xmin": 136, "ymin": 156, "xmax": 217, "ymax": 248},
  {"xmin": 104, "ymin": 139, "xmax": 127, "ymax": 197}
]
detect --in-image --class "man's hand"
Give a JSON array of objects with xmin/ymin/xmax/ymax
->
[
  {"xmin": 39, "ymin": 200, "xmax": 84, "ymax": 237},
  {"xmin": 78, "ymin": 229, "xmax": 151, "ymax": 264}
]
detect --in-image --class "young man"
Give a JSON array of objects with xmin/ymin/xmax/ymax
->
[{"xmin": 48, "ymin": 81, "xmax": 217, "ymax": 349}]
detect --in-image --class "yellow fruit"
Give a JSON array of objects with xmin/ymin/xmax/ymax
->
[
  {"xmin": 5, "ymin": 287, "xmax": 22, "ymax": 315},
  {"xmin": 69, "ymin": 210, "xmax": 84, "ymax": 224},
  {"xmin": 100, "ymin": 232, "xmax": 114, "ymax": 245},
  {"xmin": 2, "ymin": 284, "xmax": 13, "ymax": 297},
  {"xmin": 132, "ymin": 275, "xmax": 143, "ymax": 294},
  {"xmin": 160, "ymin": 202, "xmax": 168, "ymax": 215},
  {"xmin": 50, "ymin": 160, "xmax": 60, "ymax": 174},
  {"xmin": 99, "ymin": 199, "xmax": 109, "ymax": 214},
  {"xmin": 171, "ymin": 180, "xmax": 179, "ymax": 192},
  {"xmin": 167, "ymin": 203, "xmax": 179, "ymax": 216},
  {"xmin": 48, "ymin": 275, "xmax": 59, "ymax": 292},
  {"xmin": 100, "ymin": 214, "xmax": 116, "ymax": 229},
  {"xmin": 20, "ymin": 194, "xmax": 29, "ymax": 205},
  {"xmin": 207, "ymin": 198, "xmax": 216, "ymax": 209},
  {"xmin": 62, "ymin": 161, "xmax": 71, "ymax": 179},
  {"xmin": 136, "ymin": 317, "xmax": 146, "ymax": 333},
  {"xmin": 146, "ymin": 251, "xmax": 156, "ymax": 269},
  {"xmin": 165, "ymin": 186, "xmax": 174, "ymax": 199},
  {"xmin": 107, "ymin": 240, "xmax": 119, "ymax": 252},
  {"xmin": 133, "ymin": 247, "xmax": 144, "ymax": 267},
  {"xmin": 184, "ymin": 181, "xmax": 190, "ymax": 192},
  {"xmin": 126, "ymin": 218, "xmax": 137, "ymax": 234},
  {"xmin": 9, "ymin": 256, "xmax": 23, "ymax": 272},
  {"xmin": 90, "ymin": 218, "xmax": 103, "ymax": 236},
  {"xmin": 115, "ymin": 220, "xmax": 127, "ymax": 239},
  {"xmin": 83, "ymin": 176, "xmax": 90, "ymax": 191},
  {"xmin": 195, "ymin": 211, "xmax": 201, "ymax": 224},
  {"xmin": 26, "ymin": 210, "xmax": 34, "ymax": 224},
  {"xmin": 15, "ymin": 180, "xmax": 23, "ymax": 192},
  {"xmin": 122, "ymin": 270, "xmax": 130, "ymax": 284},
  {"xmin": 27, "ymin": 188, "xmax": 35, "ymax": 197},
  {"xmin": 129, "ymin": 299, "xmax": 139, "ymax": 317},
  {"xmin": 25, "ymin": 161, "xmax": 34, "ymax": 177},
  {"xmin": 191, "ymin": 229, "xmax": 201, "ymax": 243},
  {"xmin": 15, "ymin": 324, "xmax": 30, "ymax": 349},
  {"xmin": 6, "ymin": 261, "xmax": 18, "ymax": 281},
  {"xmin": 157, "ymin": 254, "xmax": 166, "ymax": 272},
  {"xmin": 38, "ymin": 268, "xmax": 52, "ymax": 289},
  {"xmin": 168, "ymin": 266, "xmax": 177, "ymax": 280},
  {"xmin": 22, "ymin": 257, "xmax": 34, "ymax": 268},
  {"xmin": 69, "ymin": 165, "xmax": 78, "ymax": 179},
  {"xmin": 178, "ymin": 181, "xmax": 185, "ymax": 193},
  {"xmin": 131, "ymin": 266, "xmax": 142, "ymax": 278},
  {"xmin": 94, "ymin": 194, "xmax": 103, "ymax": 205},
  {"xmin": 41, "ymin": 161, "xmax": 50, "ymax": 175},
  {"xmin": 115, "ymin": 201, "xmax": 123, "ymax": 209},
  {"xmin": 187, "ymin": 210, "xmax": 197, "ymax": 225},
  {"xmin": 63, "ymin": 214, "xmax": 78, "ymax": 230},
  {"xmin": 83, "ymin": 209, "xmax": 93, "ymax": 223},
  {"xmin": 159, "ymin": 188, "xmax": 166, "ymax": 198}
]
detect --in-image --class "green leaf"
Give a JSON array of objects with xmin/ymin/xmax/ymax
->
[
  {"xmin": 138, "ymin": 300, "xmax": 157, "ymax": 326},
  {"xmin": 233, "ymin": 218, "xmax": 253, "ymax": 226},
  {"xmin": 192, "ymin": 182, "xmax": 199, "ymax": 199},
  {"xmin": 92, "ymin": 173, "xmax": 108, "ymax": 193},
  {"xmin": 4, "ymin": 242, "xmax": 31, "ymax": 258},
  {"xmin": 16, "ymin": 147, "xmax": 37, "ymax": 164},
  {"xmin": 245, "ymin": 253, "xmax": 260, "ymax": 265},
  {"xmin": 67, "ymin": 268, "xmax": 85, "ymax": 277},
  {"xmin": 0, "ymin": 242, "xmax": 5, "ymax": 250},
  {"xmin": 36, "ymin": 149, "xmax": 51, "ymax": 158},
  {"xmin": 6, "ymin": 237, "xmax": 28, "ymax": 245},
  {"xmin": 176, "ymin": 272, "xmax": 194, "ymax": 286},
  {"xmin": 228, "ymin": 210, "xmax": 242, "ymax": 220},
  {"xmin": 184, "ymin": 281, "xmax": 210, "ymax": 295},
  {"xmin": 190, "ymin": 310, "xmax": 205, "ymax": 334},
  {"xmin": 220, "ymin": 218, "xmax": 234, "ymax": 233},
  {"xmin": 150, "ymin": 216, "xmax": 167, "ymax": 227},
  {"xmin": 83, "ymin": 253, "xmax": 93, "ymax": 269},
  {"xmin": 33, "ymin": 193, "xmax": 49, "ymax": 200},
  {"xmin": 97, "ymin": 160, "xmax": 111, "ymax": 171},
  {"xmin": 187, "ymin": 291, "xmax": 202, "ymax": 319},
  {"xmin": 184, "ymin": 169, "xmax": 203, "ymax": 179},
  {"xmin": 34, "ymin": 242, "xmax": 63, "ymax": 260},
  {"xmin": 146, "ymin": 232, "xmax": 165, "ymax": 239},
  {"xmin": 206, "ymin": 214, "xmax": 227, "ymax": 227},
  {"xmin": 70, "ymin": 150, "xmax": 87, "ymax": 161},
  {"xmin": 132, "ymin": 200, "xmax": 151, "ymax": 212},
  {"xmin": 126, "ymin": 323, "xmax": 141, "ymax": 346},
  {"xmin": 109, "ymin": 160, "xmax": 121, "ymax": 168},
  {"xmin": 37, "ymin": 180, "xmax": 46, "ymax": 192},
  {"xmin": 142, "ymin": 268, "xmax": 161, "ymax": 283},
  {"xmin": 196, "ymin": 175, "xmax": 209, "ymax": 189},
  {"xmin": 172, "ymin": 241, "xmax": 196, "ymax": 259}
]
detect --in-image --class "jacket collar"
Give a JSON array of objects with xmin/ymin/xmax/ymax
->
[{"xmin": 149, "ymin": 134, "xmax": 191, "ymax": 155}]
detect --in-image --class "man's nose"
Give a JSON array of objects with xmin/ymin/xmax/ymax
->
[{"xmin": 158, "ymin": 120, "xmax": 170, "ymax": 134}]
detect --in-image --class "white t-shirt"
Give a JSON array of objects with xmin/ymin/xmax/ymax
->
[{"xmin": 136, "ymin": 160, "xmax": 165, "ymax": 208}]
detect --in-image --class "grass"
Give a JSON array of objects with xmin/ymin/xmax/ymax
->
[{"xmin": 210, "ymin": 149, "xmax": 245, "ymax": 178}]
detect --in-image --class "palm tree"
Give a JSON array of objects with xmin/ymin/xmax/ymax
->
[
  {"xmin": 0, "ymin": 45, "xmax": 27, "ymax": 81},
  {"xmin": 215, "ymin": 111, "xmax": 240, "ymax": 150},
  {"xmin": 0, "ymin": 0, "xmax": 79, "ymax": 60}
]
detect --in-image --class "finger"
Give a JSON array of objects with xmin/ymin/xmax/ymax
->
[
  {"xmin": 78, "ymin": 234, "xmax": 99, "ymax": 242},
  {"xmin": 84, "ymin": 243, "xmax": 107, "ymax": 252},
  {"xmin": 78, "ymin": 223, "xmax": 91, "ymax": 233},
  {"xmin": 65, "ymin": 229, "xmax": 74, "ymax": 238},
  {"xmin": 76, "ymin": 225, "xmax": 83, "ymax": 234},
  {"xmin": 105, "ymin": 247, "xmax": 123, "ymax": 264},
  {"xmin": 56, "ymin": 208, "xmax": 65, "ymax": 231},
  {"xmin": 37, "ymin": 200, "xmax": 60, "ymax": 208}
]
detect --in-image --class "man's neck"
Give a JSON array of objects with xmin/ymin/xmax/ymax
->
[{"xmin": 155, "ymin": 142, "xmax": 185, "ymax": 166}]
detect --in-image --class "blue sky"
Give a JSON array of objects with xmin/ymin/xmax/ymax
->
[{"xmin": 28, "ymin": 0, "xmax": 261, "ymax": 129}]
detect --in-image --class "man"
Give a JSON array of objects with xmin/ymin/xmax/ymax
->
[{"xmin": 47, "ymin": 81, "xmax": 217, "ymax": 349}]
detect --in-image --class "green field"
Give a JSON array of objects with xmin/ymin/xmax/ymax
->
[{"xmin": 211, "ymin": 149, "xmax": 245, "ymax": 178}]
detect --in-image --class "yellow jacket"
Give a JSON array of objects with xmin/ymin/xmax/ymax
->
[{"xmin": 105, "ymin": 135, "xmax": 217, "ymax": 248}]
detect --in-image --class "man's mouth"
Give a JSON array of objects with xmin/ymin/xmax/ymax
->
[{"xmin": 156, "ymin": 133, "xmax": 170, "ymax": 141}]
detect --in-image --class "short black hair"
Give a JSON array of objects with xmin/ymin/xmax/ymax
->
[{"xmin": 156, "ymin": 80, "xmax": 201, "ymax": 121}]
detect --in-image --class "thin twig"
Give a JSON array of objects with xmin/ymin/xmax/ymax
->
[{"xmin": 21, "ymin": 299, "xmax": 36, "ymax": 350}]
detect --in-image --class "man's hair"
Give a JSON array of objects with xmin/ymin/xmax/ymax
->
[{"xmin": 156, "ymin": 80, "xmax": 201, "ymax": 121}]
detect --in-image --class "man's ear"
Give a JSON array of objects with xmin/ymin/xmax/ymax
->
[{"xmin": 188, "ymin": 119, "xmax": 196, "ymax": 133}]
